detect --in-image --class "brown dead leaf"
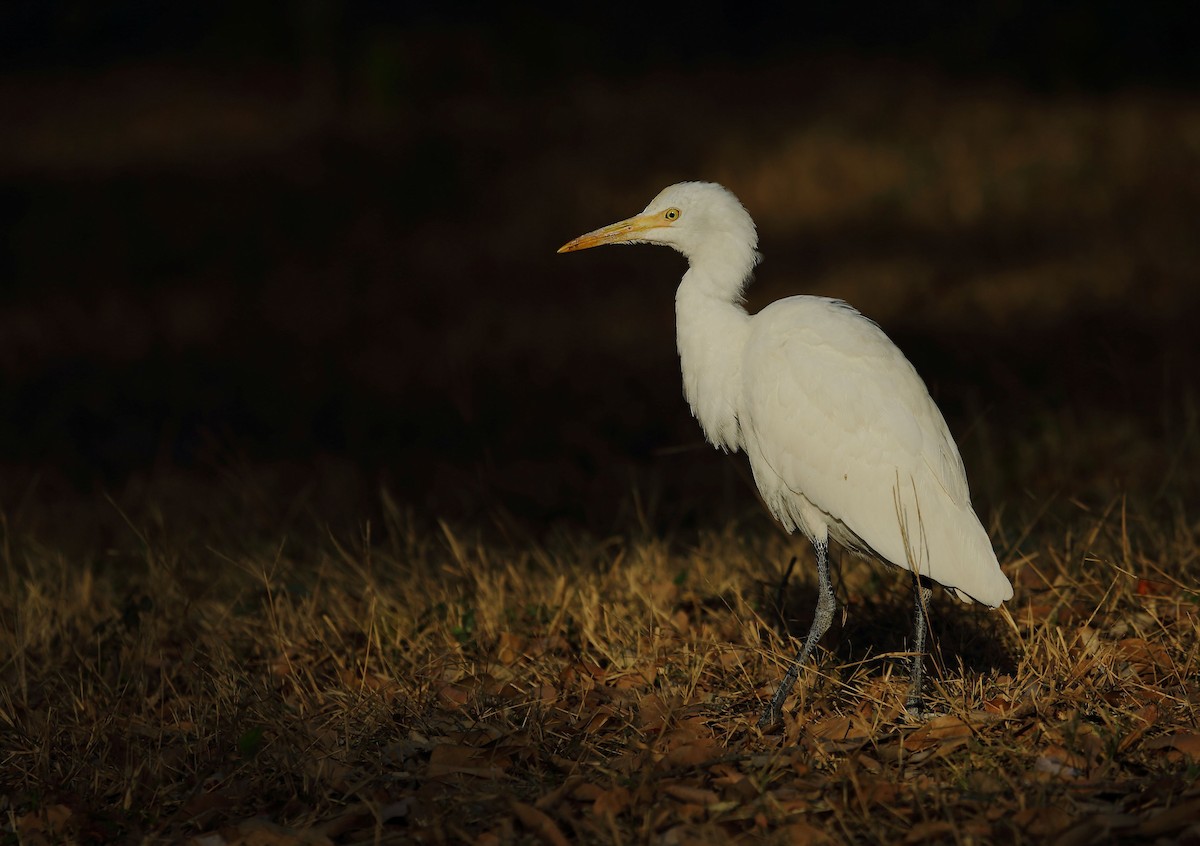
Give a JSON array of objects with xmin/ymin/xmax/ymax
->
[
  {"xmin": 661, "ymin": 737, "xmax": 720, "ymax": 768},
  {"xmin": 966, "ymin": 771, "xmax": 1004, "ymax": 794},
  {"xmin": 639, "ymin": 693, "xmax": 672, "ymax": 730},
  {"xmin": 593, "ymin": 786, "xmax": 632, "ymax": 817},
  {"xmin": 719, "ymin": 776, "xmax": 760, "ymax": 803},
  {"xmin": 511, "ymin": 801, "xmax": 569, "ymax": 846},
  {"xmin": 809, "ymin": 712, "xmax": 872, "ymax": 750},
  {"xmin": 1015, "ymin": 566, "xmax": 1053, "ymax": 589},
  {"xmin": 314, "ymin": 804, "xmax": 377, "ymax": 839},
  {"xmin": 528, "ymin": 634, "xmax": 569, "ymax": 655},
  {"xmin": 226, "ymin": 818, "xmax": 333, "ymax": 845},
  {"xmin": 497, "ymin": 631, "xmax": 526, "ymax": 664},
  {"xmin": 1138, "ymin": 797, "xmax": 1200, "ymax": 837},
  {"xmin": 570, "ymin": 782, "xmax": 604, "ymax": 801},
  {"xmin": 903, "ymin": 821, "xmax": 957, "ymax": 843},
  {"xmin": 716, "ymin": 647, "xmax": 750, "ymax": 669},
  {"xmin": 428, "ymin": 744, "xmax": 511, "ymax": 780},
  {"xmin": 183, "ymin": 791, "xmax": 235, "ymax": 821},
  {"xmin": 584, "ymin": 707, "xmax": 613, "ymax": 734},
  {"xmin": 664, "ymin": 784, "xmax": 721, "ymax": 805},
  {"xmin": 906, "ymin": 820, "xmax": 990, "ymax": 843},
  {"xmin": 810, "ymin": 714, "xmax": 855, "ymax": 740},
  {"xmin": 562, "ymin": 659, "xmax": 606, "ymax": 684},
  {"xmin": 536, "ymin": 775, "xmax": 586, "ymax": 810},
  {"xmin": 645, "ymin": 579, "xmax": 680, "ymax": 607},
  {"xmin": 15, "ymin": 805, "xmax": 74, "ymax": 842},
  {"xmin": 982, "ymin": 695, "xmax": 1014, "ymax": 715},
  {"xmin": 926, "ymin": 735, "xmax": 972, "ymax": 762},
  {"xmin": 1052, "ymin": 814, "xmax": 1140, "ymax": 846},
  {"xmin": 901, "ymin": 715, "xmax": 976, "ymax": 752},
  {"xmin": 1013, "ymin": 806, "xmax": 1072, "ymax": 838},
  {"xmin": 860, "ymin": 778, "xmax": 899, "ymax": 807},
  {"xmin": 1117, "ymin": 703, "xmax": 1160, "ymax": 753},
  {"xmin": 1144, "ymin": 731, "xmax": 1200, "ymax": 763},
  {"xmin": 661, "ymin": 822, "xmax": 737, "ymax": 845},
  {"xmin": 339, "ymin": 668, "xmax": 399, "ymax": 697},
  {"xmin": 1116, "ymin": 638, "xmax": 1173, "ymax": 678},
  {"xmin": 1035, "ymin": 745, "xmax": 1090, "ymax": 780},
  {"xmin": 1136, "ymin": 578, "xmax": 1172, "ymax": 596},
  {"xmin": 614, "ymin": 664, "xmax": 658, "ymax": 689},
  {"xmin": 780, "ymin": 821, "xmax": 832, "ymax": 845},
  {"xmin": 437, "ymin": 683, "xmax": 473, "ymax": 708}
]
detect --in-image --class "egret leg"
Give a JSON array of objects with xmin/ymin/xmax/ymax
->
[
  {"xmin": 758, "ymin": 541, "xmax": 835, "ymax": 729},
  {"xmin": 905, "ymin": 574, "xmax": 934, "ymax": 716}
]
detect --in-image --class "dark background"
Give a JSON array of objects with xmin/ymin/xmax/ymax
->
[{"xmin": 2, "ymin": 3, "xmax": 1199, "ymax": 543}]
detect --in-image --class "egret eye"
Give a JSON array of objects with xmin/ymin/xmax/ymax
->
[{"xmin": 664, "ymin": 208, "xmax": 681, "ymax": 221}]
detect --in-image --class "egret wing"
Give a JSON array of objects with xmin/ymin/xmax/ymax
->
[{"xmin": 741, "ymin": 297, "xmax": 1011, "ymax": 606}]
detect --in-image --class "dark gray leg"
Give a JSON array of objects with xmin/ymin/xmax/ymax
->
[
  {"xmin": 905, "ymin": 573, "xmax": 934, "ymax": 716},
  {"xmin": 758, "ymin": 541, "xmax": 835, "ymax": 728}
]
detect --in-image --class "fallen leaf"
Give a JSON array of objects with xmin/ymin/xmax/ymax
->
[
  {"xmin": 379, "ymin": 798, "xmax": 411, "ymax": 822},
  {"xmin": 1136, "ymin": 578, "xmax": 1172, "ymax": 596},
  {"xmin": 315, "ymin": 804, "xmax": 377, "ymax": 839},
  {"xmin": 1139, "ymin": 797, "xmax": 1200, "ymax": 837},
  {"xmin": 428, "ymin": 744, "xmax": 511, "ymax": 780},
  {"xmin": 593, "ymin": 786, "xmax": 632, "ymax": 817},
  {"xmin": 1145, "ymin": 732, "xmax": 1200, "ymax": 763},
  {"xmin": 16, "ymin": 805, "xmax": 74, "ymax": 841},
  {"xmin": 1013, "ymin": 806, "xmax": 1072, "ymax": 838},
  {"xmin": 981, "ymin": 695, "xmax": 1014, "ymax": 715},
  {"xmin": 781, "ymin": 821, "xmax": 832, "ymax": 845},
  {"xmin": 903, "ymin": 821, "xmax": 957, "ymax": 843},
  {"xmin": 810, "ymin": 715, "xmax": 856, "ymax": 741},
  {"xmin": 191, "ymin": 835, "xmax": 228, "ymax": 846},
  {"xmin": 536, "ymin": 775, "xmax": 585, "ymax": 810},
  {"xmin": 1116, "ymin": 638, "xmax": 1173, "ymax": 678},
  {"xmin": 584, "ymin": 708, "xmax": 613, "ymax": 733},
  {"xmin": 661, "ymin": 739, "xmax": 720, "ymax": 768},
  {"xmin": 511, "ymin": 800, "xmax": 569, "ymax": 846},
  {"xmin": 497, "ymin": 632, "xmax": 526, "ymax": 664},
  {"xmin": 437, "ymin": 683, "xmax": 472, "ymax": 708},
  {"xmin": 901, "ymin": 715, "xmax": 976, "ymax": 752},
  {"xmin": 571, "ymin": 782, "xmax": 605, "ymax": 802},
  {"xmin": 1035, "ymin": 745, "xmax": 1089, "ymax": 780},
  {"xmin": 664, "ymin": 784, "xmax": 720, "ymax": 805},
  {"xmin": 229, "ymin": 818, "xmax": 333, "ymax": 845},
  {"xmin": 182, "ymin": 791, "xmax": 235, "ymax": 821},
  {"xmin": 638, "ymin": 693, "xmax": 671, "ymax": 729},
  {"xmin": 1052, "ymin": 814, "xmax": 1139, "ymax": 846},
  {"xmin": 1118, "ymin": 703, "xmax": 1160, "ymax": 753}
]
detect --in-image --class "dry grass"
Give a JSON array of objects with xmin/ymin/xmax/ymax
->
[
  {"xmin": 3, "ymin": 56, "xmax": 1200, "ymax": 845},
  {"xmin": 1, "ymin": 472, "xmax": 1197, "ymax": 844}
]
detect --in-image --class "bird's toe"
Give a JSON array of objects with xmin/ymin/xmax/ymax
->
[
  {"xmin": 756, "ymin": 705, "xmax": 782, "ymax": 730},
  {"xmin": 903, "ymin": 699, "xmax": 942, "ymax": 721}
]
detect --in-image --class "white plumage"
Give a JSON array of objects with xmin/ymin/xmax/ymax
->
[
  {"xmin": 559, "ymin": 181, "xmax": 1012, "ymax": 724},
  {"xmin": 741, "ymin": 296, "xmax": 1011, "ymax": 606}
]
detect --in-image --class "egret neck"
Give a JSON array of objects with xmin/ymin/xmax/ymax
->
[{"xmin": 674, "ymin": 235, "xmax": 757, "ymax": 454}]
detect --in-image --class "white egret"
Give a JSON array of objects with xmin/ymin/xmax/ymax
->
[{"xmin": 558, "ymin": 181, "xmax": 1012, "ymax": 727}]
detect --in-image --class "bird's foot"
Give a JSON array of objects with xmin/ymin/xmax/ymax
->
[
  {"xmin": 756, "ymin": 704, "xmax": 782, "ymax": 731},
  {"xmin": 903, "ymin": 697, "xmax": 940, "ymax": 721}
]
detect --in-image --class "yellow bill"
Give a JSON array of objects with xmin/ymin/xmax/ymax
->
[{"xmin": 557, "ymin": 213, "xmax": 663, "ymax": 253}]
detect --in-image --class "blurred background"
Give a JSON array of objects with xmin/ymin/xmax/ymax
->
[{"xmin": 2, "ymin": 2, "xmax": 1199, "ymax": 544}]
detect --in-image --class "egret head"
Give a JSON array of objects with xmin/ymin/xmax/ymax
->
[{"xmin": 557, "ymin": 182, "xmax": 759, "ymax": 269}]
